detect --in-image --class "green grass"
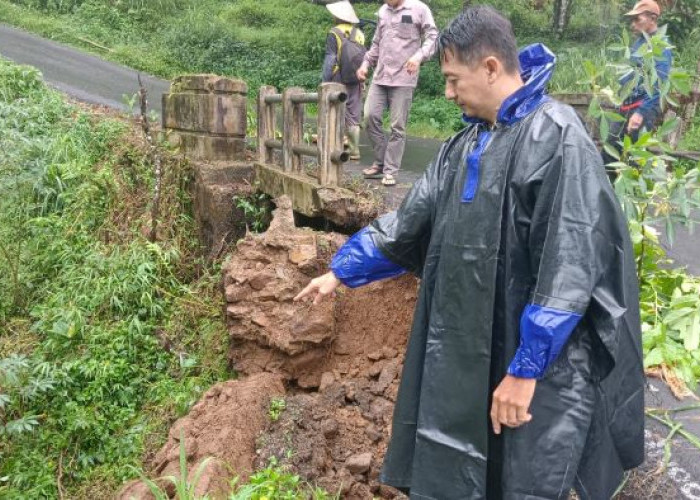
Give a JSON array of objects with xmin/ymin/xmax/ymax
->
[{"xmin": 0, "ymin": 57, "xmax": 229, "ymax": 498}]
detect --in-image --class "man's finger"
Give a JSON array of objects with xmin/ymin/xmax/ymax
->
[
  {"xmin": 294, "ymin": 282, "xmax": 317, "ymax": 302},
  {"xmin": 490, "ymin": 403, "xmax": 501, "ymax": 435},
  {"xmin": 498, "ymin": 401, "xmax": 511, "ymax": 429},
  {"xmin": 516, "ymin": 406, "xmax": 532, "ymax": 425},
  {"xmin": 505, "ymin": 404, "xmax": 518, "ymax": 427},
  {"xmin": 313, "ymin": 289, "xmax": 326, "ymax": 305}
]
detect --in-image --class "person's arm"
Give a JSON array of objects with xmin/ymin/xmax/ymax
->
[
  {"xmin": 330, "ymin": 227, "xmax": 406, "ymax": 288},
  {"xmin": 362, "ymin": 12, "xmax": 385, "ymax": 70},
  {"xmin": 638, "ymin": 46, "xmax": 672, "ymax": 114},
  {"xmin": 295, "ymin": 153, "xmax": 442, "ymax": 303},
  {"xmin": 492, "ymin": 124, "xmax": 612, "ymax": 434},
  {"xmin": 330, "ymin": 147, "xmax": 444, "ymax": 287},
  {"xmin": 412, "ymin": 7, "xmax": 438, "ymax": 63},
  {"xmin": 321, "ymin": 32, "xmax": 339, "ymax": 82},
  {"xmin": 508, "ymin": 132, "xmax": 610, "ymax": 381}
]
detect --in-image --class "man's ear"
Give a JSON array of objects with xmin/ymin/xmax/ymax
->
[{"xmin": 483, "ymin": 56, "xmax": 501, "ymax": 84}]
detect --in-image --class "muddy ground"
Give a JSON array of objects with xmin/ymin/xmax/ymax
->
[{"xmin": 119, "ymin": 196, "xmax": 692, "ymax": 499}]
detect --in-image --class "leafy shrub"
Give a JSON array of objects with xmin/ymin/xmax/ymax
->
[
  {"xmin": 0, "ymin": 57, "xmax": 229, "ymax": 497},
  {"xmin": 0, "ymin": 61, "xmax": 43, "ymax": 100},
  {"xmin": 409, "ymin": 96, "xmax": 463, "ymax": 134},
  {"xmin": 584, "ymin": 32, "xmax": 700, "ymax": 391},
  {"xmin": 230, "ymin": 457, "xmax": 334, "ymax": 500},
  {"xmin": 9, "ymin": 0, "xmax": 87, "ymax": 13}
]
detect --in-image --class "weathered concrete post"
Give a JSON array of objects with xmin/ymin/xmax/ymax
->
[
  {"xmin": 257, "ymin": 85, "xmax": 278, "ymax": 164},
  {"xmin": 162, "ymin": 75, "xmax": 251, "ymax": 257},
  {"xmin": 162, "ymin": 75, "xmax": 247, "ymax": 161},
  {"xmin": 317, "ymin": 82, "xmax": 347, "ymax": 186},
  {"xmin": 282, "ymin": 87, "xmax": 306, "ymax": 173}
]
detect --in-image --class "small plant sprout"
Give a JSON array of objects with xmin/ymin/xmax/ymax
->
[{"xmin": 268, "ymin": 397, "xmax": 286, "ymax": 422}]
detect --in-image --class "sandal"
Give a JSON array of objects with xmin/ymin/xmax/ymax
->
[
  {"xmin": 381, "ymin": 174, "xmax": 396, "ymax": 186},
  {"xmin": 362, "ymin": 164, "xmax": 384, "ymax": 179}
]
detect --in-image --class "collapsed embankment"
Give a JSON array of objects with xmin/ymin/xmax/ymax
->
[{"xmin": 118, "ymin": 197, "xmax": 417, "ymax": 499}]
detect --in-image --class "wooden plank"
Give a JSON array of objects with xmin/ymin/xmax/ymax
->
[{"xmin": 257, "ymin": 86, "xmax": 277, "ymax": 164}]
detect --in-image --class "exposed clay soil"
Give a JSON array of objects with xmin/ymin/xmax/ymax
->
[
  {"xmin": 222, "ymin": 196, "xmax": 417, "ymax": 498},
  {"xmin": 119, "ymin": 197, "xmax": 417, "ymax": 498},
  {"xmin": 117, "ymin": 373, "xmax": 286, "ymax": 499}
]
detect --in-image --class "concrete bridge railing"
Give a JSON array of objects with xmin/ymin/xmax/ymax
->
[
  {"xmin": 257, "ymin": 82, "xmax": 349, "ymax": 186},
  {"xmin": 253, "ymin": 82, "xmax": 372, "ymax": 224}
]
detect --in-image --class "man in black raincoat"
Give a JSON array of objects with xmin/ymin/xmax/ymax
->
[{"xmin": 296, "ymin": 6, "xmax": 644, "ymax": 499}]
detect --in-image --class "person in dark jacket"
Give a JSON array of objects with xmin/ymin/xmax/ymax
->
[
  {"xmin": 603, "ymin": 0, "xmax": 672, "ymax": 166},
  {"xmin": 322, "ymin": 0, "xmax": 365, "ymax": 160},
  {"xmin": 297, "ymin": 6, "xmax": 644, "ymax": 499}
]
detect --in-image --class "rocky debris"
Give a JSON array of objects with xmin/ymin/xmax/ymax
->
[
  {"xmin": 116, "ymin": 373, "xmax": 285, "ymax": 500},
  {"xmin": 345, "ymin": 452, "xmax": 372, "ymax": 474},
  {"xmin": 254, "ymin": 393, "xmax": 407, "ymax": 499},
  {"xmin": 223, "ymin": 197, "xmax": 337, "ymax": 375},
  {"xmin": 117, "ymin": 480, "xmax": 157, "ymax": 500},
  {"xmin": 122, "ymin": 195, "xmax": 417, "ymax": 498},
  {"xmin": 223, "ymin": 196, "xmax": 417, "ymax": 390}
]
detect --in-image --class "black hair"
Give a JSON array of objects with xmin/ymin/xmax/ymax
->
[{"xmin": 438, "ymin": 5, "xmax": 520, "ymax": 75}]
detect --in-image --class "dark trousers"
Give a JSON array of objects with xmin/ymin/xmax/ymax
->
[{"xmin": 601, "ymin": 106, "xmax": 660, "ymax": 168}]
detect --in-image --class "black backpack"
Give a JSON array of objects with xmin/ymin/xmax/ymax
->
[{"xmin": 331, "ymin": 26, "xmax": 366, "ymax": 85}]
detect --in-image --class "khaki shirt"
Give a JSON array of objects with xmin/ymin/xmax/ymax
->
[{"xmin": 363, "ymin": 0, "xmax": 438, "ymax": 88}]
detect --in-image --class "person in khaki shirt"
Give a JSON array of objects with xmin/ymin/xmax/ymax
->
[{"xmin": 357, "ymin": 0, "xmax": 438, "ymax": 186}]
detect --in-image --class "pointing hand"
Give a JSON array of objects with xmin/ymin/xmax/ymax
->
[{"xmin": 294, "ymin": 272, "xmax": 341, "ymax": 305}]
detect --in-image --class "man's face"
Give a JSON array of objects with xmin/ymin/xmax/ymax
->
[
  {"xmin": 630, "ymin": 13, "xmax": 656, "ymax": 34},
  {"xmin": 441, "ymin": 50, "xmax": 492, "ymax": 120},
  {"xmin": 384, "ymin": 0, "xmax": 403, "ymax": 8}
]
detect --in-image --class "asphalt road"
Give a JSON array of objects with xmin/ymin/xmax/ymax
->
[
  {"xmin": 2, "ymin": 20, "xmax": 700, "ymax": 498},
  {"xmin": 0, "ymin": 23, "xmax": 170, "ymax": 113}
]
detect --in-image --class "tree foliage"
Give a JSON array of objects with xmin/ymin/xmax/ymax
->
[{"xmin": 584, "ymin": 30, "xmax": 700, "ymax": 390}]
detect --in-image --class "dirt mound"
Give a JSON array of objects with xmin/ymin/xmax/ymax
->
[
  {"xmin": 120, "ymin": 197, "xmax": 418, "ymax": 498},
  {"xmin": 221, "ymin": 196, "xmax": 417, "ymax": 497},
  {"xmin": 117, "ymin": 373, "xmax": 285, "ymax": 499},
  {"xmin": 254, "ymin": 370, "xmax": 408, "ymax": 499},
  {"xmin": 223, "ymin": 196, "xmax": 417, "ymax": 390}
]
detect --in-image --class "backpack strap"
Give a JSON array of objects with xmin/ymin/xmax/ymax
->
[
  {"xmin": 331, "ymin": 27, "xmax": 347, "ymax": 59},
  {"xmin": 330, "ymin": 27, "xmax": 346, "ymax": 75}
]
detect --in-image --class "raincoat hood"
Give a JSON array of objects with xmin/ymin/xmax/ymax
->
[{"xmin": 463, "ymin": 43, "xmax": 556, "ymax": 125}]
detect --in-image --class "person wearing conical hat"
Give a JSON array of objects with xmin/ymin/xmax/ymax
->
[{"xmin": 322, "ymin": 1, "xmax": 365, "ymax": 161}]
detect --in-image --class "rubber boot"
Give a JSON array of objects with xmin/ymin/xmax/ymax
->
[{"xmin": 347, "ymin": 125, "xmax": 361, "ymax": 161}]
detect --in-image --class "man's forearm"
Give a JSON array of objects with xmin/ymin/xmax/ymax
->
[
  {"xmin": 330, "ymin": 227, "xmax": 406, "ymax": 288},
  {"xmin": 415, "ymin": 22, "xmax": 439, "ymax": 62}
]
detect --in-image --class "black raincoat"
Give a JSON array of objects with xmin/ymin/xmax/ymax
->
[{"xmin": 330, "ymin": 44, "xmax": 644, "ymax": 499}]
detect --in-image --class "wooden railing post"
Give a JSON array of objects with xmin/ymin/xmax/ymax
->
[
  {"xmin": 317, "ymin": 82, "xmax": 346, "ymax": 186},
  {"xmin": 257, "ymin": 85, "xmax": 277, "ymax": 164},
  {"xmin": 282, "ymin": 87, "xmax": 305, "ymax": 173}
]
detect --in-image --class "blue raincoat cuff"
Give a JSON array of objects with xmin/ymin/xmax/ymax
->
[
  {"xmin": 507, "ymin": 304, "xmax": 582, "ymax": 379},
  {"xmin": 331, "ymin": 227, "xmax": 406, "ymax": 288}
]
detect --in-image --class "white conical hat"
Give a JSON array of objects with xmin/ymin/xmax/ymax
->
[{"xmin": 326, "ymin": 1, "xmax": 360, "ymax": 24}]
